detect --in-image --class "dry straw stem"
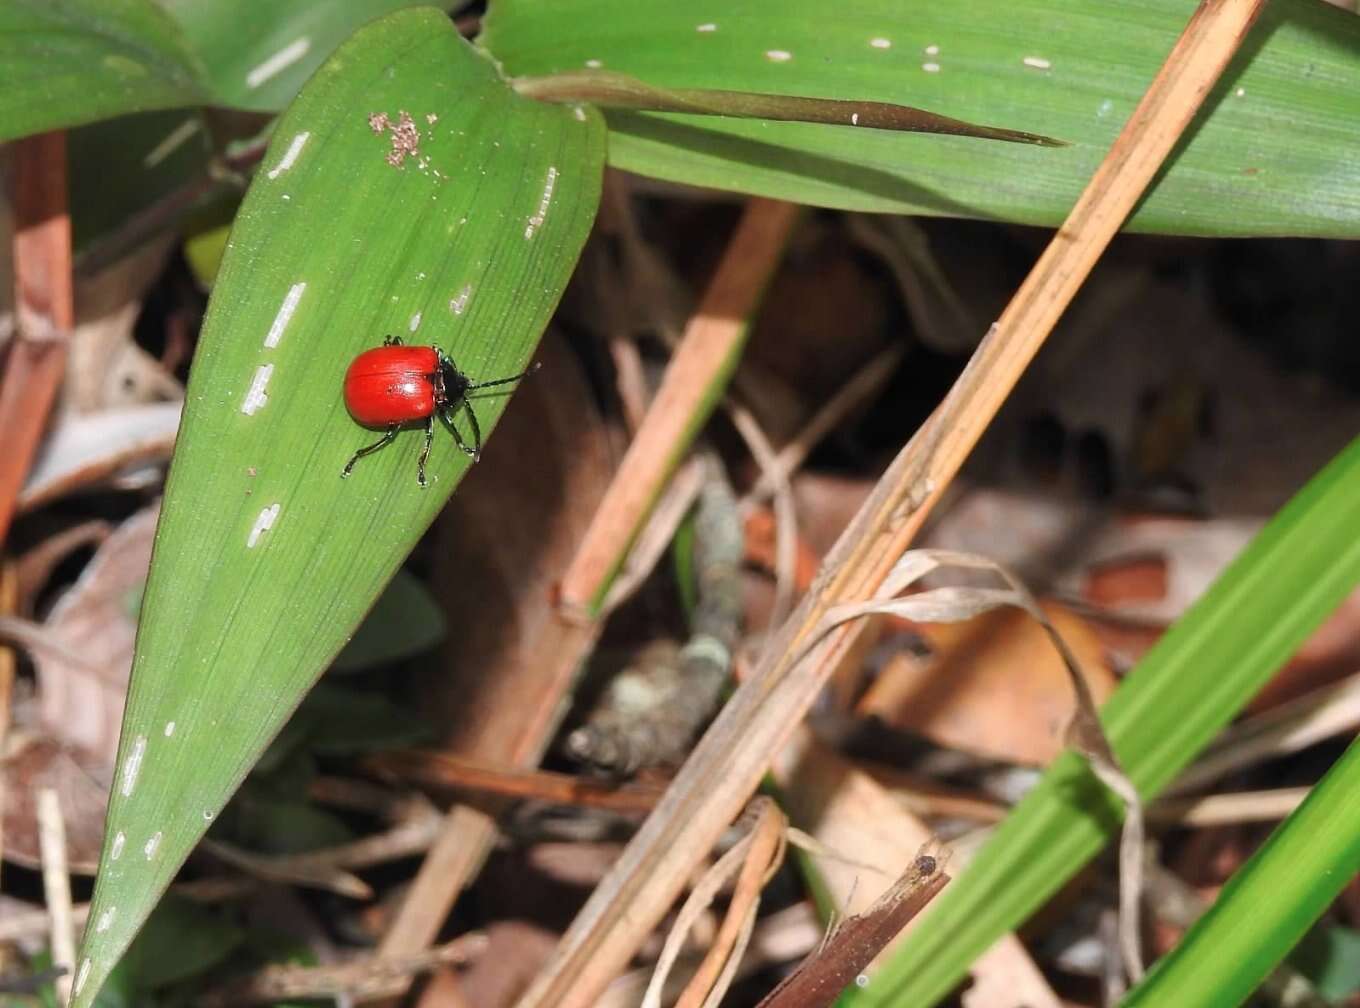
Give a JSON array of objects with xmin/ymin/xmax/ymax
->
[
  {"xmin": 518, "ymin": 1, "xmax": 1266, "ymax": 1004},
  {"xmin": 640, "ymin": 800, "xmax": 786, "ymax": 1008},
  {"xmin": 560, "ymin": 198, "xmax": 800, "ymax": 613},
  {"xmin": 38, "ymin": 787, "xmax": 75, "ymax": 1005},
  {"xmin": 371, "ymin": 749, "xmax": 666, "ymax": 813},
  {"xmin": 0, "ymin": 132, "xmax": 74, "ymax": 546}
]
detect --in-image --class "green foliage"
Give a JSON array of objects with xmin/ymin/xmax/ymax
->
[
  {"xmin": 2, "ymin": 0, "xmax": 208, "ymax": 140},
  {"xmin": 1123, "ymin": 737, "xmax": 1360, "ymax": 1006},
  {"xmin": 481, "ymin": 0, "xmax": 1360, "ymax": 236},
  {"xmin": 850, "ymin": 435, "xmax": 1360, "ymax": 1006},
  {"xmin": 70, "ymin": 10, "xmax": 604, "ymax": 1004}
]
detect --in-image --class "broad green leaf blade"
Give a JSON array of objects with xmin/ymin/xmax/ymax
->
[
  {"xmin": 481, "ymin": 0, "xmax": 1360, "ymax": 237},
  {"xmin": 1122, "ymin": 736, "xmax": 1360, "ymax": 1008},
  {"xmin": 155, "ymin": 0, "xmax": 451, "ymax": 112},
  {"xmin": 71, "ymin": 9, "xmax": 604, "ymax": 1005},
  {"xmin": 2, "ymin": 0, "xmax": 208, "ymax": 141},
  {"xmin": 850, "ymin": 435, "xmax": 1360, "ymax": 1007}
]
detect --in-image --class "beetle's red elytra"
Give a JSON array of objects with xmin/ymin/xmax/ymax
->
[{"xmin": 341, "ymin": 335, "xmax": 537, "ymax": 488}]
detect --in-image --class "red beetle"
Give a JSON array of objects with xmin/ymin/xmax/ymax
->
[{"xmin": 342, "ymin": 335, "xmax": 535, "ymax": 487}]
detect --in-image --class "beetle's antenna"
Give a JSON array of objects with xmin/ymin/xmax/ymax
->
[{"xmin": 467, "ymin": 361, "xmax": 541, "ymax": 391}]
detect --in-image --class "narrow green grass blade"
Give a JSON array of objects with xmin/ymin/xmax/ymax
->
[
  {"xmin": 70, "ymin": 9, "xmax": 604, "ymax": 1005},
  {"xmin": 480, "ymin": 0, "xmax": 1360, "ymax": 237},
  {"xmin": 1123, "ymin": 736, "xmax": 1360, "ymax": 1008},
  {"xmin": 846, "ymin": 435, "xmax": 1360, "ymax": 1006},
  {"xmin": 1, "ymin": 0, "xmax": 209, "ymax": 141}
]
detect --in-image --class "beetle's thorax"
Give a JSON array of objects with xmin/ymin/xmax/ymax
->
[{"xmin": 434, "ymin": 352, "xmax": 470, "ymax": 407}]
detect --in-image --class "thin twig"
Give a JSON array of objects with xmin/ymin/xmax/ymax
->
[
  {"xmin": 741, "ymin": 344, "xmax": 906, "ymax": 508},
  {"xmin": 38, "ymin": 788, "xmax": 75, "ymax": 1005},
  {"xmin": 727, "ymin": 401, "xmax": 798, "ymax": 631},
  {"xmin": 560, "ymin": 199, "xmax": 799, "ymax": 614},
  {"xmin": 199, "ymin": 933, "xmax": 487, "ymax": 1005}
]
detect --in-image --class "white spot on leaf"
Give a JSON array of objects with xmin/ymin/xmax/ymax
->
[
  {"xmin": 74, "ymin": 959, "xmax": 91, "ymax": 996},
  {"xmin": 922, "ymin": 62, "xmax": 941, "ymax": 73},
  {"xmin": 247, "ymin": 504, "xmax": 280, "ymax": 549},
  {"xmin": 96, "ymin": 908, "xmax": 117, "ymax": 933},
  {"xmin": 925, "ymin": 44, "xmax": 940, "ymax": 56},
  {"xmin": 120, "ymin": 735, "xmax": 147, "ymax": 797},
  {"xmin": 765, "ymin": 49, "xmax": 792, "ymax": 62},
  {"xmin": 246, "ymin": 37, "xmax": 310, "ymax": 89},
  {"xmin": 585, "ymin": 58, "xmax": 603, "ymax": 68},
  {"xmin": 1023, "ymin": 56, "xmax": 1052, "ymax": 70},
  {"xmin": 164, "ymin": 721, "xmax": 176, "ymax": 737},
  {"xmin": 265, "ymin": 282, "xmax": 306, "ymax": 347},
  {"xmin": 851, "ymin": 112, "xmax": 859, "ymax": 126},
  {"xmin": 111, "ymin": 831, "xmax": 125, "ymax": 860},
  {"xmin": 267, "ymin": 131, "xmax": 310, "ymax": 180},
  {"xmin": 869, "ymin": 37, "xmax": 891, "ymax": 49},
  {"xmin": 409, "ymin": 311, "xmax": 423, "ymax": 332},
  {"xmin": 1235, "ymin": 86, "xmax": 1246, "ymax": 97},
  {"xmin": 241, "ymin": 364, "xmax": 274, "ymax": 416},
  {"xmin": 144, "ymin": 831, "xmax": 162, "ymax": 859},
  {"xmin": 696, "ymin": 22, "xmax": 717, "ymax": 32},
  {"xmin": 450, "ymin": 284, "xmax": 473, "ymax": 316},
  {"xmin": 143, "ymin": 118, "xmax": 201, "ymax": 168},
  {"xmin": 524, "ymin": 166, "xmax": 559, "ymax": 240}
]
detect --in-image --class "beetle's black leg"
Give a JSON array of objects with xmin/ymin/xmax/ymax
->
[
  {"xmin": 462, "ymin": 399, "xmax": 483, "ymax": 462},
  {"xmin": 417, "ymin": 414, "xmax": 435, "ymax": 488},
  {"xmin": 342, "ymin": 424, "xmax": 400, "ymax": 478},
  {"xmin": 383, "ymin": 334, "xmax": 403, "ymax": 347},
  {"xmin": 441, "ymin": 404, "xmax": 477, "ymax": 459}
]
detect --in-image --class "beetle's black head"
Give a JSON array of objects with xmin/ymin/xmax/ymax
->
[{"xmin": 435, "ymin": 351, "xmax": 470, "ymax": 406}]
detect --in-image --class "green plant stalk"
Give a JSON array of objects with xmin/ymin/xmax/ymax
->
[
  {"xmin": 1122, "ymin": 734, "xmax": 1360, "ymax": 1007},
  {"xmin": 850, "ymin": 434, "xmax": 1360, "ymax": 1006},
  {"xmin": 513, "ymin": 70, "xmax": 1064, "ymax": 146}
]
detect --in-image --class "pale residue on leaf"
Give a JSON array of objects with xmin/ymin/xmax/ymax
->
[
  {"xmin": 143, "ymin": 118, "xmax": 202, "ymax": 169},
  {"xmin": 246, "ymin": 37, "xmax": 311, "ymax": 89},
  {"xmin": 267, "ymin": 131, "xmax": 310, "ymax": 180},
  {"xmin": 247, "ymin": 504, "xmax": 281, "ymax": 549},
  {"xmin": 143, "ymin": 831, "xmax": 162, "ymax": 859},
  {"xmin": 120, "ymin": 735, "xmax": 147, "ymax": 797},
  {"xmin": 264, "ymin": 282, "xmax": 306, "ymax": 347},
  {"xmin": 524, "ymin": 166, "xmax": 560, "ymax": 239},
  {"xmin": 241, "ymin": 364, "xmax": 274, "ymax": 416}
]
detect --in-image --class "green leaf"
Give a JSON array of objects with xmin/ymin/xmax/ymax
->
[
  {"xmin": 480, "ymin": 0, "xmax": 1360, "ymax": 236},
  {"xmin": 155, "ymin": 0, "xmax": 449, "ymax": 112},
  {"xmin": 71, "ymin": 9, "xmax": 604, "ymax": 1005},
  {"xmin": 850, "ymin": 435, "xmax": 1360, "ymax": 1006},
  {"xmin": 1, "ymin": 0, "xmax": 208, "ymax": 141},
  {"xmin": 1123, "ymin": 740, "xmax": 1360, "ymax": 1007}
]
